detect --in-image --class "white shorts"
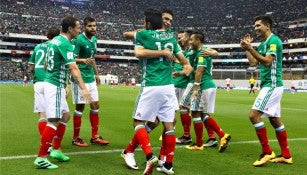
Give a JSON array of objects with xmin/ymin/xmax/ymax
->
[
  {"xmin": 180, "ymin": 83, "xmax": 193, "ymax": 108},
  {"xmin": 201, "ymin": 88, "xmax": 216, "ymax": 114},
  {"xmin": 175, "ymin": 87, "xmax": 185, "ymax": 102},
  {"xmin": 44, "ymin": 82, "xmax": 69, "ymax": 119},
  {"xmin": 252, "ymin": 86, "xmax": 283, "ymax": 117},
  {"xmin": 190, "ymin": 88, "xmax": 216, "ymax": 112},
  {"xmin": 133, "ymin": 84, "xmax": 177, "ymax": 122},
  {"xmin": 71, "ymin": 81, "xmax": 99, "ymax": 104},
  {"xmin": 33, "ymin": 82, "xmax": 46, "ymax": 113}
]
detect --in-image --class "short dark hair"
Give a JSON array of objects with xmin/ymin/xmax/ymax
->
[
  {"xmin": 83, "ymin": 16, "xmax": 95, "ymax": 26},
  {"xmin": 192, "ymin": 30, "xmax": 205, "ymax": 43},
  {"xmin": 161, "ymin": 9, "xmax": 173, "ymax": 17},
  {"xmin": 254, "ymin": 15, "xmax": 273, "ymax": 30},
  {"xmin": 144, "ymin": 8, "xmax": 162, "ymax": 30},
  {"xmin": 47, "ymin": 27, "xmax": 60, "ymax": 40},
  {"xmin": 61, "ymin": 16, "xmax": 79, "ymax": 33},
  {"xmin": 184, "ymin": 29, "xmax": 194, "ymax": 37}
]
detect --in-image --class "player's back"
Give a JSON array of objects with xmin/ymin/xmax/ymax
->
[
  {"xmin": 135, "ymin": 29, "xmax": 181, "ymax": 86},
  {"xmin": 45, "ymin": 35, "xmax": 75, "ymax": 87},
  {"xmin": 29, "ymin": 41, "xmax": 49, "ymax": 83}
]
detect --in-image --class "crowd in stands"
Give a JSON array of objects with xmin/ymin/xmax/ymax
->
[
  {"xmin": 0, "ymin": 0, "xmax": 306, "ymax": 43},
  {"xmin": 1, "ymin": 0, "xmax": 306, "ymax": 82}
]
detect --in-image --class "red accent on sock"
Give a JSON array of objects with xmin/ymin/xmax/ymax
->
[
  {"xmin": 135, "ymin": 128, "xmax": 152, "ymax": 155},
  {"xmin": 125, "ymin": 134, "xmax": 139, "ymax": 153},
  {"xmin": 159, "ymin": 131, "xmax": 166, "ymax": 158},
  {"xmin": 90, "ymin": 111, "xmax": 99, "ymax": 138},
  {"xmin": 276, "ymin": 130, "xmax": 291, "ymax": 158},
  {"xmin": 73, "ymin": 115, "xmax": 82, "ymax": 139},
  {"xmin": 256, "ymin": 127, "xmax": 272, "ymax": 154},
  {"xmin": 180, "ymin": 113, "xmax": 191, "ymax": 137},
  {"xmin": 204, "ymin": 117, "xmax": 225, "ymax": 138},
  {"xmin": 38, "ymin": 121, "xmax": 47, "ymax": 136},
  {"xmin": 38, "ymin": 126, "xmax": 56, "ymax": 157},
  {"xmin": 164, "ymin": 134, "xmax": 175, "ymax": 163},
  {"xmin": 194, "ymin": 122, "xmax": 204, "ymax": 146},
  {"xmin": 53, "ymin": 123, "xmax": 66, "ymax": 150}
]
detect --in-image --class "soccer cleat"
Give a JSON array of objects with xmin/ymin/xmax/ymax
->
[
  {"xmin": 269, "ymin": 155, "xmax": 293, "ymax": 164},
  {"xmin": 219, "ymin": 133, "xmax": 231, "ymax": 152},
  {"xmin": 185, "ymin": 143, "xmax": 204, "ymax": 151},
  {"xmin": 158, "ymin": 159, "xmax": 165, "ymax": 167},
  {"xmin": 34, "ymin": 157, "xmax": 58, "ymax": 169},
  {"xmin": 156, "ymin": 164, "xmax": 175, "ymax": 175},
  {"xmin": 50, "ymin": 149, "xmax": 70, "ymax": 162},
  {"xmin": 72, "ymin": 137, "xmax": 89, "ymax": 147},
  {"xmin": 121, "ymin": 150, "xmax": 138, "ymax": 170},
  {"xmin": 143, "ymin": 155, "xmax": 158, "ymax": 175},
  {"xmin": 176, "ymin": 135, "xmax": 192, "ymax": 144},
  {"xmin": 90, "ymin": 136, "xmax": 109, "ymax": 145},
  {"xmin": 203, "ymin": 138, "xmax": 218, "ymax": 147},
  {"xmin": 253, "ymin": 151, "xmax": 276, "ymax": 166}
]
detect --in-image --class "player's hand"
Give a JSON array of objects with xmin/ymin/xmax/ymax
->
[
  {"xmin": 240, "ymin": 34, "xmax": 253, "ymax": 51},
  {"xmin": 182, "ymin": 64, "xmax": 193, "ymax": 76},
  {"xmin": 243, "ymin": 34, "xmax": 253, "ymax": 43},
  {"xmin": 84, "ymin": 58, "xmax": 94, "ymax": 65},
  {"xmin": 81, "ymin": 89, "xmax": 92, "ymax": 104},
  {"xmin": 162, "ymin": 48, "xmax": 174, "ymax": 61},
  {"xmin": 192, "ymin": 89, "xmax": 198, "ymax": 100},
  {"xmin": 172, "ymin": 71, "xmax": 181, "ymax": 78}
]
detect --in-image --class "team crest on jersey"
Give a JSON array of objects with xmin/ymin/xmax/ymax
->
[
  {"xmin": 67, "ymin": 52, "xmax": 74, "ymax": 60},
  {"xmin": 198, "ymin": 56, "xmax": 204, "ymax": 63},
  {"xmin": 270, "ymin": 44, "xmax": 276, "ymax": 51}
]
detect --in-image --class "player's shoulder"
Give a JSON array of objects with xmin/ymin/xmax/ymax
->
[{"xmin": 269, "ymin": 34, "xmax": 282, "ymax": 44}]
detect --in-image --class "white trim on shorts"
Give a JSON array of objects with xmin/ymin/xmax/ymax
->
[{"xmin": 44, "ymin": 82, "xmax": 69, "ymax": 119}]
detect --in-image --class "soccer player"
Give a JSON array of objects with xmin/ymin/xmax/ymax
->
[
  {"xmin": 33, "ymin": 16, "xmax": 91, "ymax": 169},
  {"xmin": 23, "ymin": 75, "xmax": 28, "ymax": 86},
  {"xmin": 225, "ymin": 77, "xmax": 231, "ymax": 91},
  {"xmin": 290, "ymin": 80, "xmax": 296, "ymax": 94},
  {"xmin": 131, "ymin": 77, "xmax": 136, "ymax": 89},
  {"xmin": 184, "ymin": 31, "xmax": 231, "ymax": 152},
  {"xmin": 249, "ymin": 76, "xmax": 256, "ymax": 94},
  {"xmin": 28, "ymin": 27, "xmax": 60, "ymax": 137},
  {"xmin": 240, "ymin": 15, "xmax": 293, "ymax": 166},
  {"xmin": 71, "ymin": 16, "xmax": 109, "ymax": 147},
  {"xmin": 175, "ymin": 29, "xmax": 194, "ymax": 144},
  {"xmin": 122, "ymin": 8, "xmax": 192, "ymax": 175}
]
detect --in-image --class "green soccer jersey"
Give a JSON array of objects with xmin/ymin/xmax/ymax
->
[
  {"xmin": 135, "ymin": 29, "xmax": 182, "ymax": 86},
  {"xmin": 195, "ymin": 46, "xmax": 216, "ymax": 90},
  {"xmin": 172, "ymin": 49, "xmax": 191, "ymax": 88},
  {"xmin": 44, "ymin": 35, "xmax": 76, "ymax": 88},
  {"xmin": 71, "ymin": 33, "xmax": 97, "ymax": 83},
  {"xmin": 185, "ymin": 48, "xmax": 197, "ymax": 83},
  {"xmin": 257, "ymin": 34, "xmax": 283, "ymax": 88},
  {"xmin": 28, "ymin": 41, "xmax": 49, "ymax": 83}
]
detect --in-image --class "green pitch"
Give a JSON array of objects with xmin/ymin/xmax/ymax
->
[{"xmin": 0, "ymin": 84, "xmax": 306, "ymax": 175}]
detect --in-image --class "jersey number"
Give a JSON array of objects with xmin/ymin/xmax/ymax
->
[
  {"xmin": 35, "ymin": 50, "xmax": 46, "ymax": 68},
  {"xmin": 46, "ymin": 48, "xmax": 55, "ymax": 71},
  {"xmin": 155, "ymin": 42, "xmax": 174, "ymax": 61}
]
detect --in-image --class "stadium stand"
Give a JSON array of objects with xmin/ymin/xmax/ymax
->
[{"xmin": 0, "ymin": 0, "xmax": 306, "ymax": 83}]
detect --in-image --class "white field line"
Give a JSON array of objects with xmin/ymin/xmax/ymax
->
[{"xmin": 1, "ymin": 138, "xmax": 307, "ymax": 161}]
